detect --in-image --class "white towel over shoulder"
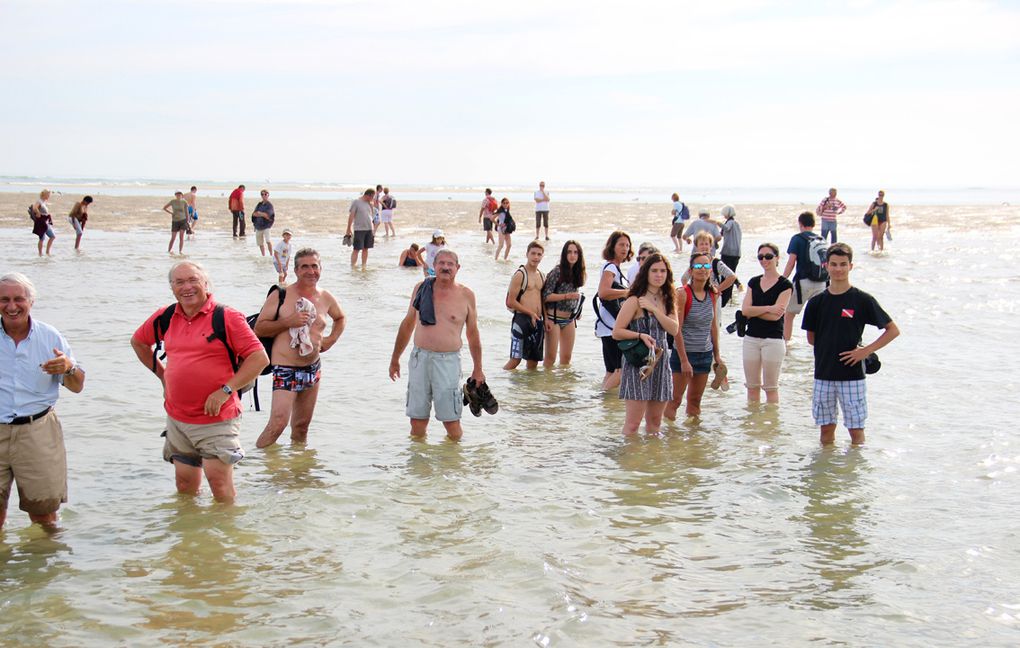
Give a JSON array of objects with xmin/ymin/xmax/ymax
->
[{"xmin": 290, "ymin": 297, "xmax": 317, "ymax": 356}]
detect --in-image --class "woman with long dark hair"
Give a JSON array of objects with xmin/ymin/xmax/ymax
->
[
  {"xmin": 612, "ymin": 252, "xmax": 679, "ymax": 435},
  {"xmin": 665, "ymin": 252, "xmax": 723, "ymax": 420},
  {"xmin": 542, "ymin": 240, "xmax": 586, "ymax": 366},
  {"xmin": 595, "ymin": 230, "xmax": 633, "ymax": 390}
]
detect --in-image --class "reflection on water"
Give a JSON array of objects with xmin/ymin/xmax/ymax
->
[{"xmin": 1, "ymin": 220, "xmax": 1020, "ymax": 645}]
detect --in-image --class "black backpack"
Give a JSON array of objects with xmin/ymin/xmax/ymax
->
[
  {"xmin": 151, "ymin": 304, "xmax": 253, "ymax": 398},
  {"xmin": 244, "ymin": 285, "xmax": 287, "ymax": 411},
  {"xmin": 503, "ymin": 212, "xmax": 517, "ymax": 234}
]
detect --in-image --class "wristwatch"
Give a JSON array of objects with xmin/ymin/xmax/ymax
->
[
  {"xmin": 220, "ymin": 385, "xmax": 233, "ymax": 395},
  {"xmin": 64, "ymin": 361, "xmax": 78, "ymax": 376}
]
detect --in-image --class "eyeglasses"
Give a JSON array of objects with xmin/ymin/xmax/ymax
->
[
  {"xmin": 637, "ymin": 255, "xmax": 647, "ymax": 262},
  {"xmin": 691, "ymin": 263, "xmax": 711, "ymax": 270},
  {"xmin": 758, "ymin": 253, "xmax": 776, "ymax": 261}
]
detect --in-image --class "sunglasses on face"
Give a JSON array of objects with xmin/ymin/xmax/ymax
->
[
  {"xmin": 691, "ymin": 263, "xmax": 712, "ymax": 270},
  {"xmin": 758, "ymin": 254, "xmax": 776, "ymax": 261}
]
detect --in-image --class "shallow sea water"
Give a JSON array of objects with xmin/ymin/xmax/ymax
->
[{"xmin": 1, "ymin": 214, "xmax": 1019, "ymax": 646}]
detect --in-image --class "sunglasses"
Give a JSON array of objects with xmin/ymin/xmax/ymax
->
[
  {"xmin": 691, "ymin": 263, "xmax": 712, "ymax": 270},
  {"xmin": 758, "ymin": 254, "xmax": 776, "ymax": 261}
]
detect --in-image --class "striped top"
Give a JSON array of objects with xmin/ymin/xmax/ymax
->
[
  {"xmin": 817, "ymin": 197, "xmax": 847, "ymax": 221},
  {"xmin": 681, "ymin": 289, "xmax": 714, "ymax": 353}
]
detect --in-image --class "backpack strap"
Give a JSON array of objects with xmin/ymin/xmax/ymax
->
[
  {"xmin": 209, "ymin": 305, "xmax": 239, "ymax": 373},
  {"xmin": 514, "ymin": 265, "xmax": 528, "ymax": 303},
  {"xmin": 151, "ymin": 304, "xmax": 177, "ymax": 373}
]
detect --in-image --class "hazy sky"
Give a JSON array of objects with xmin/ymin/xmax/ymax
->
[{"xmin": 3, "ymin": 0, "xmax": 1017, "ymax": 188}]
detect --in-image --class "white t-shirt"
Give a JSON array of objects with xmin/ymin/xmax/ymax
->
[
  {"xmin": 595, "ymin": 262, "xmax": 627, "ymax": 338},
  {"xmin": 534, "ymin": 189, "xmax": 550, "ymax": 211},
  {"xmin": 273, "ymin": 240, "xmax": 292, "ymax": 269},
  {"xmin": 425, "ymin": 242, "xmax": 445, "ymax": 270}
]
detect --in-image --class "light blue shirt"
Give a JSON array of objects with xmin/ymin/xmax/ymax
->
[{"xmin": 0, "ymin": 318, "xmax": 75, "ymax": 422}]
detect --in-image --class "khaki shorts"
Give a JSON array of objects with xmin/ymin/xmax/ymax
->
[
  {"xmin": 0, "ymin": 410, "xmax": 68, "ymax": 516},
  {"xmin": 163, "ymin": 415, "xmax": 244, "ymax": 467},
  {"xmin": 406, "ymin": 347, "xmax": 463, "ymax": 422},
  {"xmin": 787, "ymin": 279, "xmax": 826, "ymax": 314},
  {"xmin": 255, "ymin": 228, "xmax": 272, "ymax": 248}
]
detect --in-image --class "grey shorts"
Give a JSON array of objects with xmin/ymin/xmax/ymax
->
[
  {"xmin": 162, "ymin": 415, "xmax": 244, "ymax": 467},
  {"xmin": 353, "ymin": 229, "xmax": 374, "ymax": 250},
  {"xmin": 788, "ymin": 279, "xmax": 826, "ymax": 314},
  {"xmin": 406, "ymin": 347, "xmax": 463, "ymax": 422}
]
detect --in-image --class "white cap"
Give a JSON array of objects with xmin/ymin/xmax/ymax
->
[{"xmin": 432, "ymin": 229, "xmax": 444, "ymax": 238}]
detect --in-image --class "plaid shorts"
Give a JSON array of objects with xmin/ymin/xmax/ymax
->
[{"xmin": 812, "ymin": 379, "xmax": 868, "ymax": 429}]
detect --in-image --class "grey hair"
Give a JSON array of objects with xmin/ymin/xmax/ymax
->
[
  {"xmin": 167, "ymin": 260, "xmax": 212, "ymax": 289},
  {"xmin": 434, "ymin": 248, "xmax": 459, "ymax": 265},
  {"xmin": 0, "ymin": 272, "xmax": 37, "ymax": 302},
  {"xmin": 720, "ymin": 204, "xmax": 736, "ymax": 218},
  {"xmin": 637, "ymin": 242, "xmax": 659, "ymax": 256}
]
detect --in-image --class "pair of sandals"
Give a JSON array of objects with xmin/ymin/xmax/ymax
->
[
  {"xmin": 639, "ymin": 347, "xmax": 664, "ymax": 381},
  {"xmin": 463, "ymin": 377, "xmax": 499, "ymax": 417},
  {"xmin": 710, "ymin": 361, "xmax": 729, "ymax": 391}
]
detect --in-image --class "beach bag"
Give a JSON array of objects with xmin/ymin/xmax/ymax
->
[
  {"xmin": 502, "ymin": 213, "xmax": 517, "ymax": 234},
  {"xmin": 800, "ymin": 232, "xmax": 829, "ymax": 283},
  {"xmin": 616, "ymin": 311, "xmax": 651, "ymax": 365},
  {"xmin": 863, "ymin": 213, "xmax": 874, "ymax": 226}
]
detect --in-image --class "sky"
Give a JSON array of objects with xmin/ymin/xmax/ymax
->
[{"xmin": 2, "ymin": 0, "xmax": 1018, "ymax": 188}]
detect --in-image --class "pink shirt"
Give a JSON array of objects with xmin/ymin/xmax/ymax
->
[{"xmin": 133, "ymin": 297, "xmax": 263, "ymax": 424}]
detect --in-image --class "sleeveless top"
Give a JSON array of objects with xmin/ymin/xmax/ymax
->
[{"xmin": 681, "ymin": 289, "xmax": 714, "ymax": 353}]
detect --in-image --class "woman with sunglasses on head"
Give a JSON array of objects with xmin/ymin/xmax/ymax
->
[
  {"xmin": 665, "ymin": 252, "xmax": 722, "ymax": 420},
  {"xmin": 741, "ymin": 243, "xmax": 793, "ymax": 404},
  {"xmin": 612, "ymin": 252, "xmax": 680, "ymax": 435},
  {"xmin": 542, "ymin": 240, "xmax": 586, "ymax": 367}
]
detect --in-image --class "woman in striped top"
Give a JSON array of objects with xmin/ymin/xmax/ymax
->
[{"xmin": 665, "ymin": 252, "xmax": 723, "ymax": 420}]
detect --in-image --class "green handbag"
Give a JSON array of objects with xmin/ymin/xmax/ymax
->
[{"xmin": 617, "ymin": 312, "xmax": 651, "ymax": 365}]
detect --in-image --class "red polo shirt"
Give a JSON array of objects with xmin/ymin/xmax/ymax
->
[
  {"xmin": 228, "ymin": 188, "xmax": 244, "ymax": 212},
  {"xmin": 133, "ymin": 297, "xmax": 263, "ymax": 424}
]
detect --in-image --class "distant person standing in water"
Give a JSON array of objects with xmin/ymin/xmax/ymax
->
[
  {"xmin": 346, "ymin": 188, "xmax": 376, "ymax": 269},
  {"xmin": 718, "ymin": 204, "xmax": 743, "ymax": 306},
  {"xmin": 534, "ymin": 181, "xmax": 551, "ymax": 241},
  {"xmin": 251, "ymin": 189, "xmax": 276, "ymax": 256},
  {"xmin": 0, "ymin": 272, "xmax": 86, "ymax": 530},
  {"xmin": 185, "ymin": 186, "xmax": 199, "ymax": 237},
  {"xmin": 479, "ymin": 188, "xmax": 497, "ymax": 244},
  {"xmin": 866, "ymin": 190, "xmax": 891, "ymax": 252},
  {"xmin": 229, "ymin": 184, "xmax": 246, "ymax": 237},
  {"xmin": 802, "ymin": 243, "xmax": 899, "ymax": 445},
  {"xmin": 494, "ymin": 198, "xmax": 514, "ymax": 260},
  {"xmin": 380, "ymin": 187, "xmax": 397, "ymax": 237},
  {"xmin": 669, "ymin": 193, "xmax": 689, "ymax": 253},
  {"xmin": 68, "ymin": 195, "xmax": 93, "ymax": 251},
  {"xmin": 163, "ymin": 191, "xmax": 190, "ymax": 255},
  {"xmin": 30, "ymin": 189, "xmax": 55, "ymax": 257},
  {"xmin": 817, "ymin": 187, "xmax": 846, "ymax": 244}
]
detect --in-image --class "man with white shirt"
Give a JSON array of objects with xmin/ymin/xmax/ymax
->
[
  {"xmin": 1, "ymin": 272, "xmax": 85, "ymax": 529},
  {"xmin": 534, "ymin": 181, "xmax": 551, "ymax": 241}
]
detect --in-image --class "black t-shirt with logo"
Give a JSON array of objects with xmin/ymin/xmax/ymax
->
[{"xmin": 801, "ymin": 287, "xmax": 892, "ymax": 381}]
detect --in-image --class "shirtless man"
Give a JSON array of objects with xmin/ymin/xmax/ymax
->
[
  {"xmin": 504, "ymin": 240, "xmax": 545, "ymax": 370},
  {"xmin": 184, "ymin": 186, "xmax": 199, "ymax": 237},
  {"xmin": 389, "ymin": 249, "xmax": 484, "ymax": 441},
  {"xmin": 253, "ymin": 249, "xmax": 346, "ymax": 448}
]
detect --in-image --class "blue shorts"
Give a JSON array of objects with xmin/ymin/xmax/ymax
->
[
  {"xmin": 812, "ymin": 379, "xmax": 867, "ymax": 429},
  {"xmin": 669, "ymin": 348, "xmax": 713, "ymax": 374}
]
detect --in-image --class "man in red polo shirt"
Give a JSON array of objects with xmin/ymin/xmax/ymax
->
[
  {"xmin": 130, "ymin": 261, "xmax": 268, "ymax": 503},
  {"xmin": 228, "ymin": 184, "xmax": 246, "ymax": 237}
]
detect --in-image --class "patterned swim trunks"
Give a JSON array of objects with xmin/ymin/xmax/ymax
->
[{"xmin": 272, "ymin": 358, "xmax": 322, "ymax": 392}]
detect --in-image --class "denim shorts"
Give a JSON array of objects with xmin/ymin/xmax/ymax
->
[{"xmin": 669, "ymin": 348, "xmax": 714, "ymax": 374}]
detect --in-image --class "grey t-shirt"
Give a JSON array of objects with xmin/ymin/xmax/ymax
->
[
  {"xmin": 720, "ymin": 218, "xmax": 742, "ymax": 257},
  {"xmin": 349, "ymin": 199, "xmax": 374, "ymax": 231},
  {"xmin": 683, "ymin": 219, "xmax": 721, "ymax": 250}
]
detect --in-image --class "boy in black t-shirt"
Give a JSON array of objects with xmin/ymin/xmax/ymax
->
[{"xmin": 801, "ymin": 243, "xmax": 900, "ymax": 446}]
